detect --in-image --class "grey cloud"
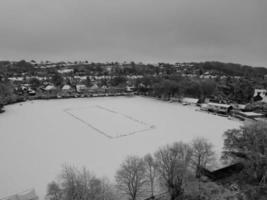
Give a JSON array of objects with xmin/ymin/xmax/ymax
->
[{"xmin": 0, "ymin": 0, "xmax": 266, "ymax": 66}]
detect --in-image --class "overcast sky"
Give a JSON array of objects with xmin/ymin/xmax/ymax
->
[{"xmin": 0, "ymin": 0, "xmax": 266, "ymax": 66}]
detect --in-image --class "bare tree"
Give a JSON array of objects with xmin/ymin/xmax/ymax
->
[
  {"xmin": 46, "ymin": 181, "xmax": 62, "ymax": 200},
  {"xmin": 59, "ymin": 165, "xmax": 78, "ymax": 200},
  {"xmin": 143, "ymin": 153, "xmax": 158, "ymax": 197},
  {"xmin": 154, "ymin": 142, "xmax": 193, "ymax": 200},
  {"xmin": 115, "ymin": 156, "xmax": 147, "ymax": 200},
  {"xmin": 191, "ymin": 138, "xmax": 216, "ymax": 200},
  {"xmin": 191, "ymin": 137, "xmax": 216, "ymax": 175},
  {"xmin": 100, "ymin": 177, "xmax": 118, "ymax": 200},
  {"xmin": 56, "ymin": 164, "xmax": 115, "ymax": 200}
]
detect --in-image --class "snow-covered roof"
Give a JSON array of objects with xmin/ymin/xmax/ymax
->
[
  {"xmin": 76, "ymin": 84, "xmax": 87, "ymax": 92},
  {"xmin": 8, "ymin": 77, "xmax": 24, "ymax": 81},
  {"xmin": 62, "ymin": 85, "xmax": 71, "ymax": 90},
  {"xmin": 57, "ymin": 69, "xmax": 73, "ymax": 74},
  {"xmin": 254, "ymin": 89, "xmax": 267, "ymax": 97},
  {"xmin": 200, "ymin": 103, "xmax": 209, "ymax": 108},
  {"xmin": 90, "ymin": 84, "xmax": 99, "ymax": 90},
  {"xmin": 208, "ymin": 102, "xmax": 232, "ymax": 108},
  {"xmin": 182, "ymin": 97, "xmax": 199, "ymax": 104},
  {"xmin": 74, "ymin": 76, "xmax": 87, "ymax": 80},
  {"xmin": 237, "ymin": 104, "xmax": 247, "ymax": 109},
  {"xmin": 239, "ymin": 111, "xmax": 264, "ymax": 117},
  {"xmin": 45, "ymin": 85, "xmax": 56, "ymax": 91}
]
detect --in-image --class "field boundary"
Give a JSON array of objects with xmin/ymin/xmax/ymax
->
[{"xmin": 64, "ymin": 105, "xmax": 155, "ymax": 139}]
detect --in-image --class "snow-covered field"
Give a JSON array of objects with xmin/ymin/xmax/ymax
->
[
  {"xmin": 0, "ymin": 96, "xmax": 241, "ymax": 199},
  {"xmin": 64, "ymin": 105, "xmax": 155, "ymax": 139}
]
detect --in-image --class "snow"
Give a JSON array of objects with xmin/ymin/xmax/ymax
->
[
  {"xmin": 182, "ymin": 97, "xmax": 199, "ymax": 104},
  {"xmin": 62, "ymin": 85, "xmax": 71, "ymax": 90},
  {"xmin": 0, "ymin": 96, "xmax": 241, "ymax": 199},
  {"xmin": 239, "ymin": 111, "xmax": 264, "ymax": 117},
  {"xmin": 44, "ymin": 85, "xmax": 56, "ymax": 91},
  {"xmin": 64, "ymin": 105, "xmax": 154, "ymax": 138}
]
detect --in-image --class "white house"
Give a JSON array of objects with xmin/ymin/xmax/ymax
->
[{"xmin": 253, "ymin": 89, "xmax": 267, "ymax": 102}]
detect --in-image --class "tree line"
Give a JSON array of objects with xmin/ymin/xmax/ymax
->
[
  {"xmin": 2, "ymin": 60, "xmax": 267, "ymax": 105},
  {"xmin": 135, "ymin": 75, "xmax": 254, "ymax": 104}
]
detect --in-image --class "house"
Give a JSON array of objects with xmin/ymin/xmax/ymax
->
[
  {"xmin": 57, "ymin": 68, "xmax": 73, "ymax": 74},
  {"xmin": 200, "ymin": 103, "xmax": 209, "ymax": 111},
  {"xmin": 21, "ymin": 84, "xmax": 30, "ymax": 91},
  {"xmin": 233, "ymin": 111, "xmax": 264, "ymax": 121},
  {"xmin": 1, "ymin": 189, "xmax": 38, "ymax": 200},
  {"xmin": 74, "ymin": 76, "xmax": 87, "ymax": 81},
  {"xmin": 88, "ymin": 84, "xmax": 100, "ymax": 94},
  {"xmin": 44, "ymin": 85, "xmax": 56, "ymax": 91},
  {"xmin": 253, "ymin": 89, "xmax": 266, "ymax": 97},
  {"xmin": 76, "ymin": 84, "xmax": 87, "ymax": 93},
  {"xmin": 199, "ymin": 163, "xmax": 244, "ymax": 182},
  {"xmin": 101, "ymin": 85, "xmax": 108, "ymax": 90},
  {"xmin": 27, "ymin": 89, "xmax": 36, "ymax": 96},
  {"xmin": 206, "ymin": 102, "xmax": 233, "ymax": 114},
  {"xmin": 253, "ymin": 89, "xmax": 267, "ymax": 102},
  {"xmin": 90, "ymin": 84, "xmax": 99, "ymax": 90},
  {"xmin": 170, "ymin": 97, "xmax": 181, "ymax": 102},
  {"xmin": 236, "ymin": 104, "xmax": 247, "ymax": 111},
  {"xmin": 126, "ymin": 85, "xmax": 135, "ymax": 92},
  {"xmin": 8, "ymin": 77, "xmax": 24, "ymax": 82},
  {"xmin": 62, "ymin": 84, "xmax": 72, "ymax": 91},
  {"xmin": 231, "ymin": 104, "xmax": 247, "ymax": 112},
  {"xmin": 181, "ymin": 97, "xmax": 199, "ymax": 105},
  {"xmin": 60, "ymin": 85, "xmax": 73, "ymax": 97}
]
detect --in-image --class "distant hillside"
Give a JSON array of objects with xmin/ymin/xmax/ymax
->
[
  {"xmin": 194, "ymin": 61, "xmax": 267, "ymax": 77},
  {"xmin": 1, "ymin": 60, "xmax": 267, "ymax": 78}
]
